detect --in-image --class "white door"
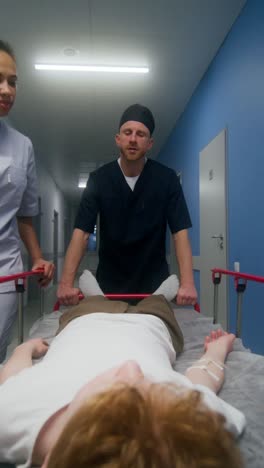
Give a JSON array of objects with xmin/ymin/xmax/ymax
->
[{"xmin": 200, "ymin": 129, "xmax": 228, "ymax": 329}]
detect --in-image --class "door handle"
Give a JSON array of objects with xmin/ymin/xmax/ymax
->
[
  {"xmin": 211, "ymin": 234, "xmax": 224, "ymax": 249},
  {"xmin": 211, "ymin": 234, "xmax": 224, "ymax": 240}
]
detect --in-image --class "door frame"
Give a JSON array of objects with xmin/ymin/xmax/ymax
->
[{"xmin": 199, "ymin": 128, "xmax": 229, "ymax": 329}]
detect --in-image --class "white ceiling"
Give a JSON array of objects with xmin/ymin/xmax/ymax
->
[{"xmin": 1, "ymin": 0, "xmax": 246, "ymax": 203}]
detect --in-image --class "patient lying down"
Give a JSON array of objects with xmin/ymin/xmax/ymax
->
[{"xmin": 0, "ymin": 272, "xmax": 245, "ymax": 468}]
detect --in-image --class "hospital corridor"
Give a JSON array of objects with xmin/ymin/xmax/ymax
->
[{"xmin": 1, "ymin": 1, "xmax": 264, "ymax": 467}]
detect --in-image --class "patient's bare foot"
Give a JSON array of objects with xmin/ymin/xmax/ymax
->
[{"xmin": 204, "ymin": 329, "xmax": 235, "ymax": 354}]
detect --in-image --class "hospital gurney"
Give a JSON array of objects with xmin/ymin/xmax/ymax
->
[
  {"xmin": 1, "ymin": 272, "xmax": 264, "ymax": 468},
  {"xmin": 26, "ymin": 300, "xmax": 264, "ymax": 468},
  {"xmin": 0, "ymin": 269, "xmax": 200, "ymax": 344}
]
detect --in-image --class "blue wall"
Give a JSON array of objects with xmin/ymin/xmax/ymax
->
[{"xmin": 158, "ymin": 0, "xmax": 264, "ymax": 354}]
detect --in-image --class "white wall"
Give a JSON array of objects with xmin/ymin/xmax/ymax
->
[
  {"xmin": 22, "ymin": 164, "xmax": 99, "ymax": 299},
  {"xmin": 19, "ymin": 160, "xmax": 69, "ymax": 305},
  {"xmin": 37, "ymin": 161, "xmax": 69, "ymax": 281}
]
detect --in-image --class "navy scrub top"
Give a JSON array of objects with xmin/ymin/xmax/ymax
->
[{"xmin": 75, "ymin": 159, "xmax": 192, "ymax": 294}]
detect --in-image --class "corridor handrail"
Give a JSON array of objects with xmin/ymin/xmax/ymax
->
[
  {"xmin": 211, "ymin": 268, "xmax": 264, "ymax": 337},
  {"xmin": 0, "ymin": 268, "xmax": 45, "ymax": 343},
  {"xmin": 212, "ymin": 268, "xmax": 264, "ymax": 284}
]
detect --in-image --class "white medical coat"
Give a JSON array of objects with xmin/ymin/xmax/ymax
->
[{"xmin": 0, "ymin": 120, "xmax": 38, "ymax": 292}]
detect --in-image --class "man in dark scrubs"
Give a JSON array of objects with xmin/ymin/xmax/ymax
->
[{"xmin": 57, "ymin": 104, "xmax": 197, "ymax": 306}]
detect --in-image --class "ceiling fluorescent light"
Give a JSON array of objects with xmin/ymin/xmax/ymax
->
[
  {"xmin": 78, "ymin": 180, "xmax": 87, "ymax": 188},
  {"xmin": 35, "ymin": 64, "xmax": 149, "ymax": 74},
  {"xmin": 78, "ymin": 174, "xmax": 89, "ymax": 188}
]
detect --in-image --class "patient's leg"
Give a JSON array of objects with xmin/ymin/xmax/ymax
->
[
  {"xmin": 79, "ymin": 270, "xmax": 104, "ymax": 296},
  {"xmin": 153, "ymin": 275, "xmax": 179, "ymax": 302},
  {"xmin": 80, "ymin": 270, "xmax": 179, "ymax": 302}
]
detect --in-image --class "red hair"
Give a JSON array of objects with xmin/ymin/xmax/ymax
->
[{"xmin": 47, "ymin": 383, "xmax": 243, "ymax": 468}]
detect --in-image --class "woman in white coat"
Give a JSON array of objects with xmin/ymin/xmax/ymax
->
[{"xmin": 0, "ymin": 40, "xmax": 54, "ymax": 362}]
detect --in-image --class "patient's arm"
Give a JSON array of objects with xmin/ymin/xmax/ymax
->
[
  {"xmin": 0, "ymin": 338, "xmax": 49, "ymax": 384},
  {"xmin": 184, "ymin": 330, "xmax": 235, "ymax": 394}
]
